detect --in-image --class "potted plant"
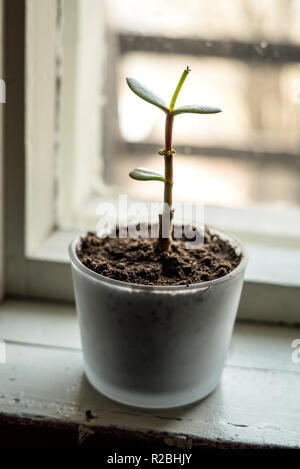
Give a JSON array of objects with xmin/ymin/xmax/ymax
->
[{"xmin": 69, "ymin": 67, "xmax": 247, "ymax": 409}]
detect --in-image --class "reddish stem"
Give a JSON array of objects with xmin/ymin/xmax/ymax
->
[{"xmin": 157, "ymin": 113, "xmax": 174, "ymax": 252}]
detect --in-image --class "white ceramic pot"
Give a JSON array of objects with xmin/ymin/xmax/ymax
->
[{"xmin": 69, "ymin": 227, "xmax": 247, "ymax": 409}]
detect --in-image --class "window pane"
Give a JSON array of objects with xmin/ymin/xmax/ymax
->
[
  {"xmin": 57, "ymin": 0, "xmax": 300, "ymax": 231},
  {"xmin": 104, "ymin": 0, "xmax": 300, "ymax": 208}
]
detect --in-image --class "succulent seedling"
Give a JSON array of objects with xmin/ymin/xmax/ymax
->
[{"xmin": 126, "ymin": 67, "xmax": 221, "ymax": 251}]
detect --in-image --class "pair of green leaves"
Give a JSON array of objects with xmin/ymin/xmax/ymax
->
[
  {"xmin": 127, "ymin": 71, "xmax": 221, "ymax": 183},
  {"xmin": 126, "ymin": 77, "xmax": 221, "ymax": 116}
]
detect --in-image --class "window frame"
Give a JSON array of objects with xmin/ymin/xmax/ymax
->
[
  {"xmin": 57, "ymin": 0, "xmax": 106, "ymax": 230},
  {"xmin": 3, "ymin": 0, "xmax": 300, "ymax": 323},
  {"xmin": 4, "ymin": 0, "xmax": 73, "ymax": 301}
]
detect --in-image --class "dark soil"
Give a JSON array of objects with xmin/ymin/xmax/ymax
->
[{"xmin": 77, "ymin": 226, "xmax": 241, "ymax": 286}]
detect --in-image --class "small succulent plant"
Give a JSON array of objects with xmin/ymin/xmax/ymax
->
[{"xmin": 126, "ymin": 67, "xmax": 221, "ymax": 252}]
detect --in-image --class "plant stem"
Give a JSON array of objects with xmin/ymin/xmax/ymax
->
[
  {"xmin": 164, "ymin": 113, "xmax": 174, "ymax": 207},
  {"xmin": 157, "ymin": 113, "xmax": 174, "ymax": 252},
  {"xmin": 157, "ymin": 66, "xmax": 191, "ymax": 252}
]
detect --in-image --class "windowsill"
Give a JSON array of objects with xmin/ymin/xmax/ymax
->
[
  {"xmin": 32, "ymin": 227, "xmax": 300, "ymax": 288},
  {"xmin": 32, "ymin": 202, "xmax": 300, "ymax": 287},
  {"xmin": 24, "ymin": 201, "xmax": 300, "ymax": 324},
  {"xmin": 0, "ymin": 298, "xmax": 299, "ymax": 448}
]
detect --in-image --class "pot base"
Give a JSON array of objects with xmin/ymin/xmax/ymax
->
[{"xmin": 85, "ymin": 366, "xmax": 221, "ymax": 410}]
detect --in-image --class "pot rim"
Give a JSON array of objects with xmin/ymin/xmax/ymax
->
[{"xmin": 69, "ymin": 225, "xmax": 248, "ymax": 292}]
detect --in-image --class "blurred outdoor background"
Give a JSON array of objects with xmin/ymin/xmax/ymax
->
[
  {"xmin": 102, "ymin": 0, "xmax": 300, "ymax": 207},
  {"xmin": 51, "ymin": 0, "xmax": 300, "ymax": 233}
]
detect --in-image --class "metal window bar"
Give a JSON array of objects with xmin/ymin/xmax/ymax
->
[{"xmin": 119, "ymin": 33, "xmax": 300, "ymax": 65}]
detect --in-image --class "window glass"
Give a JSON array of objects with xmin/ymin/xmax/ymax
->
[{"xmin": 103, "ymin": 0, "xmax": 300, "ymax": 207}]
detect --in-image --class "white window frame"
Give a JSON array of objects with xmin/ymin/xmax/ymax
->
[
  {"xmin": 4, "ymin": 0, "xmax": 74, "ymax": 301},
  {"xmin": 57, "ymin": 0, "xmax": 106, "ymax": 230},
  {"xmin": 3, "ymin": 0, "xmax": 300, "ymax": 323}
]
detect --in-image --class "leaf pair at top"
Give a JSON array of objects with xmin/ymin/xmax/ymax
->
[
  {"xmin": 126, "ymin": 77, "xmax": 221, "ymax": 116},
  {"xmin": 127, "ymin": 68, "xmax": 222, "ymax": 183}
]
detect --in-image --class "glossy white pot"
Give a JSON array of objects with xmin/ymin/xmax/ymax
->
[{"xmin": 69, "ymin": 227, "xmax": 247, "ymax": 409}]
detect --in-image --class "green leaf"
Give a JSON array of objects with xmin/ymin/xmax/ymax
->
[
  {"xmin": 173, "ymin": 105, "xmax": 222, "ymax": 115},
  {"xmin": 129, "ymin": 168, "xmax": 166, "ymax": 182},
  {"xmin": 126, "ymin": 78, "xmax": 169, "ymax": 113}
]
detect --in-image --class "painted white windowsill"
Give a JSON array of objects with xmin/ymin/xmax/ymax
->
[
  {"xmin": 33, "ymin": 228, "xmax": 300, "ymax": 288},
  {"xmin": 27, "ymin": 209, "xmax": 300, "ymax": 324},
  {"xmin": 32, "ymin": 202, "xmax": 300, "ymax": 287},
  {"xmin": 0, "ymin": 299, "xmax": 299, "ymax": 448}
]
